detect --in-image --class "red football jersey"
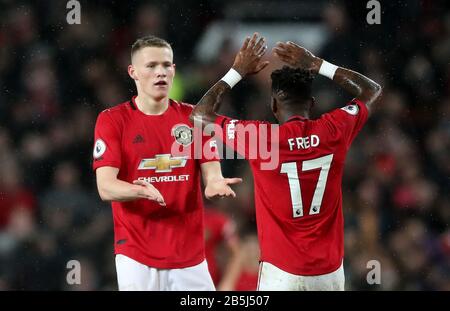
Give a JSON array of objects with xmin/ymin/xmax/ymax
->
[
  {"xmin": 215, "ymin": 99, "xmax": 368, "ymax": 275},
  {"xmin": 0, "ymin": 188, "xmax": 36, "ymax": 229},
  {"xmin": 93, "ymin": 96, "xmax": 217, "ymax": 269},
  {"xmin": 204, "ymin": 207, "xmax": 237, "ymax": 284},
  {"xmin": 235, "ymin": 271, "xmax": 259, "ymax": 291}
]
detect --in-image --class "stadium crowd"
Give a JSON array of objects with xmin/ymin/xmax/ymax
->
[{"xmin": 0, "ymin": 0, "xmax": 449, "ymax": 290}]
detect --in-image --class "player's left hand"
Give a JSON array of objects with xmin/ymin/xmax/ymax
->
[
  {"xmin": 232, "ymin": 32, "xmax": 270, "ymax": 77},
  {"xmin": 273, "ymin": 41, "xmax": 322, "ymax": 73},
  {"xmin": 205, "ymin": 177, "xmax": 243, "ymax": 200}
]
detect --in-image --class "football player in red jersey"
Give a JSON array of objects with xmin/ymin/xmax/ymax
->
[
  {"xmin": 191, "ymin": 33, "xmax": 382, "ymax": 290},
  {"xmin": 93, "ymin": 36, "xmax": 242, "ymax": 291},
  {"xmin": 204, "ymin": 205, "xmax": 241, "ymax": 290}
]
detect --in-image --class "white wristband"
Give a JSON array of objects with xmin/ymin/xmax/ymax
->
[
  {"xmin": 318, "ymin": 60, "xmax": 338, "ymax": 80},
  {"xmin": 221, "ymin": 68, "xmax": 242, "ymax": 88}
]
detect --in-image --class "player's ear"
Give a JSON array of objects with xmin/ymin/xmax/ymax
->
[
  {"xmin": 128, "ymin": 65, "xmax": 138, "ymax": 80},
  {"xmin": 310, "ymin": 97, "xmax": 316, "ymax": 109},
  {"xmin": 271, "ymin": 97, "xmax": 278, "ymax": 114}
]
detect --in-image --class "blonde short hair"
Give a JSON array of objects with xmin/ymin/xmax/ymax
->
[{"xmin": 131, "ymin": 35, "xmax": 172, "ymax": 60}]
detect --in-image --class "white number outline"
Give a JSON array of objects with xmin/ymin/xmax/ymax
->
[{"xmin": 280, "ymin": 154, "xmax": 334, "ymax": 218}]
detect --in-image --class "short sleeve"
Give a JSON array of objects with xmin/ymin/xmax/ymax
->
[
  {"xmin": 215, "ymin": 115, "xmax": 276, "ymax": 160},
  {"xmin": 321, "ymin": 99, "xmax": 369, "ymax": 148},
  {"xmin": 92, "ymin": 112, "xmax": 122, "ymax": 171},
  {"xmin": 198, "ymin": 132, "xmax": 220, "ymax": 164}
]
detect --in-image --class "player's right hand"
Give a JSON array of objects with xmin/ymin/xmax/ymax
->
[
  {"xmin": 204, "ymin": 177, "xmax": 243, "ymax": 200},
  {"xmin": 232, "ymin": 32, "xmax": 269, "ymax": 77},
  {"xmin": 133, "ymin": 180, "xmax": 166, "ymax": 206}
]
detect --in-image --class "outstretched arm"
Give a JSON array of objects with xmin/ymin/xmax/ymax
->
[
  {"xmin": 200, "ymin": 161, "xmax": 242, "ymax": 200},
  {"xmin": 190, "ymin": 33, "xmax": 270, "ymax": 128},
  {"xmin": 96, "ymin": 166, "xmax": 165, "ymax": 205},
  {"xmin": 273, "ymin": 41, "xmax": 382, "ymax": 114}
]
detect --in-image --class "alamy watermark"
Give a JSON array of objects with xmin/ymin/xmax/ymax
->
[
  {"xmin": 66, "ymin": 0, "xmax": 81, "ymax": 25},
  {"xmin": 366, "ymin": 259, "xmax": 381, "ymax": 285},
  {"xmin": 167, "ymin": 117, "xmax": 281, "ymax": 170},
  {"xmin": 366, "ymin": 0, "xmax": 381, "ymax": 25},
  {"xmin": 66, "ymin": 260, "xmax": 81, "ymax": 285}
]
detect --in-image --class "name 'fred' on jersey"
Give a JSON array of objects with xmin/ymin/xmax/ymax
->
[{"xmin": 215, "ymin": 99, "xmax": 369, "ymax": 276}]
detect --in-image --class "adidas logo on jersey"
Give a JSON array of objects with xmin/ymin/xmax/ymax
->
[{"xmin": 133, "ymin": 134, "xmax": 145, "ymax": 144}]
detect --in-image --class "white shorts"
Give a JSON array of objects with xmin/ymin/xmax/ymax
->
[
  {"xmin": 257, "ymin": 261, "xmax": 345, "ymax": 291},
  {"xmin": 115, "ymin": 254, "xmax": 215, "ymax": 291}
]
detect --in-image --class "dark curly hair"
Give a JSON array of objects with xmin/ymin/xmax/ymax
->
[{"xmin": 271, "ymin": 66, "xmax": 314, "ymax": 102}]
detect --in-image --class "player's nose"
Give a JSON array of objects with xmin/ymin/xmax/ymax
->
[
  {"xmin": 156, "ymin": 72, "xmax": 167, "ymax": 79},
  {"xmin": 155, "ymin": 65, "xmax": 167, "ymax": 77}
]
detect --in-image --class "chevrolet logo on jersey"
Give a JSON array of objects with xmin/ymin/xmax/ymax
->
[{"xmin": 138, "ymin": 154, "xmax": 187, "ymax": 173}]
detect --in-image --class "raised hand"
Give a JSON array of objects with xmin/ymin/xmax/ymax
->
[
  {"xmin": 133, "ymin": 179, "xmax": 166, "ymax": 206},
  {"xmin": 273, "ymin": 41, "xmax": 322, "ymax": 73},
  {"xmin": 205, "ymin": 177, "xmax": 243, "ymax": 200},
  {"xmin": 232, "ymin": 33, "xmax": 270, "ymax": 77}
]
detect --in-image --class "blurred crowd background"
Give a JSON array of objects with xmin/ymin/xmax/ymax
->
[{"xmin": 0, "ymin": 0, "xmax": 449, "ymax": 290}]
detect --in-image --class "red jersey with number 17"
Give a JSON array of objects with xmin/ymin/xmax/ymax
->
[
  {"xmin": 93, "ymin": 97, "xmax": 217, "ymax": 269},
  {"xmin": 215, "ymin": 99, "xmax": 368, "ymax": 275}
]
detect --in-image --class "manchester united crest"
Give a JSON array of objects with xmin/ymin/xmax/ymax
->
[{"xmin": 172, "ymin": 124, "xmax": 193, "ymax": 146}]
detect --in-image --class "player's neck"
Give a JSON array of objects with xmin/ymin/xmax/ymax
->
[
  {"xmin": 280, "ymin": 110, "xmax": 310, "ymax": 124},
  {"xmin": 135, "ymin": 95, "xmax": 169, "ymax": 115}
]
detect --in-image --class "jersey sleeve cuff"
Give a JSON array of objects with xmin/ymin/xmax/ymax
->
[
  {"xmin": 215, "ymin": 114, "xmax": 230, "ymax": 128},
  {"xmin": 351, "ymin": 98, "xmax": 368, "ymax": 115},
  {"xmin": 93, "ymin": 161, "xmax": 121, "ymax": 171}
]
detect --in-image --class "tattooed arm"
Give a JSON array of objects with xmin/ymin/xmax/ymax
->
[
  {"xmin": 190, "ymin": 33, "xmax": 270, "ymax": 127},
  {"xmin": 190, "ymin": 80, "xmax": 231, "ymax": 127}
]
